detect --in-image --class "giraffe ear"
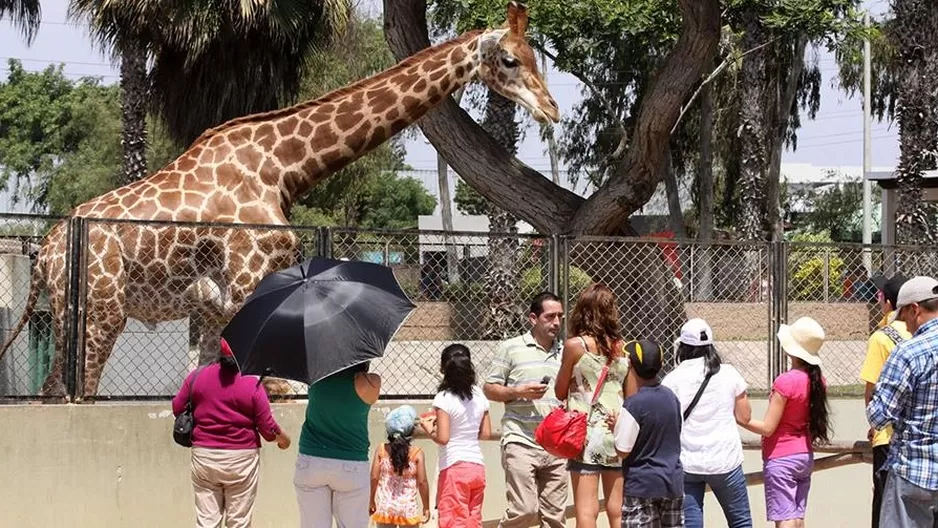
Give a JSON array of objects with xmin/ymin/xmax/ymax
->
[{"xmin": 506, "ymin": 1, "xmax": 529, "ymax": 36}]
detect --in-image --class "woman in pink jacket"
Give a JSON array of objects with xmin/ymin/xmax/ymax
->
[{"xmin": 172, "ymin": 338, "xmax": 291, "ymax": 528}]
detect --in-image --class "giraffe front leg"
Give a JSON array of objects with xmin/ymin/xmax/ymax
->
[
  {"xmin": 79, "ymin": 306, "xmax": 128, "ymax": 400},
  {"xmin": 39, "ymin": 352, "xmax": 67, "ymax": 401}
]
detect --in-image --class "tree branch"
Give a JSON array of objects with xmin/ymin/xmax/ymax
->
[
  {"xmin": 569, "ymin": 0, "xmax": 722, "ymax": 235},
  {"xmin": 383, "ymin": 0, "xmax": 582, "ymax": 234},
  {"xmin": 671, "ymin": 36, "xmax": 781, "ymax": 135}
]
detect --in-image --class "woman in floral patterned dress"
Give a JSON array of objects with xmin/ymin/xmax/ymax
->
[{"xmin": 555, "ymin": 283, "xmax": 631, "ymax": 528}]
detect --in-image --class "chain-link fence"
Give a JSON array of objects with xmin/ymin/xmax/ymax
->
[
  {"xmin": 0, "ymin": 214, "xmax": 69, "ymax": 399},
  {"xmin": 0, "ymin": 212, "xmax": 934, "ymax": 402},
  {"xmin": 785, "ymin": 242, "xmax": 938, "ymax": 396},
  {"xmin": 332, "ymin": 228, "xmax": 553, "ymax": 397}
]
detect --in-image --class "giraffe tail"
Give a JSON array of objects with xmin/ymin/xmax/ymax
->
[{"xmin": 0, "ymin": 257, "xmax": 45, "ymax": 363}]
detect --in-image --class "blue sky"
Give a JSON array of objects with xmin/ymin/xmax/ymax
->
[{"xmin": 0, "ymin": 0, "xmax": 900, "ymax": 208}]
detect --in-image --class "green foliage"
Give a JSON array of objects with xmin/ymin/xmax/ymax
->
[
  {"xmin": 787, "ymin": 173, "xmax": 881, "ymax": 242},
  {"xmin": 519, "ymin": 266, "xmax": 592, "ymax": 301},
  {"xmin": 454, "ymin": 178, "xmax": 489, "ymax": 216},
  {"xmin": 0, "ymin": 59, "xmax": 181, "ymax": 214},
  {"xmin": 787, "ymin": 231, "xmax": 844, "ymax": 301},
  {"xmin": 761, "ymin": 0, "xmax": 867, "ymax": 44},
  {"xmin": 0, "ymin": 60, "xmax": 75, "ymax": 200},
  {"xmin": 835, "ymin": 16, "xmax": 900, "ymax": 122},
  {"xmin": 365, "ymin": 174, "xmax": 437, "ymax": 229}
]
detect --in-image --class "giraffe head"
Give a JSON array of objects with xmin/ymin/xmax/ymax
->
[{"xmin": 476, "ymin": 2, "xmax": 559, "ymax": 124}]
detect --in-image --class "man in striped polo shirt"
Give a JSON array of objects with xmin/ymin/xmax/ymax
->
[{"xmin": 484, "ymin": 292, "xmax": 568, "ymax": 528}]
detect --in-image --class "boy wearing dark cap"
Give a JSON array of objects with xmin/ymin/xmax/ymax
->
[
  {"xmin": 613, "ymin": 339, "xmax": 685, "ymax": 527},
  {"xmin": 861, "ymin": 273, "xmax": 911, "ymax": 527}
]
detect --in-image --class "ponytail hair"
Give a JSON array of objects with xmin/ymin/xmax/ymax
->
[
  {"xmin": 676, "ymin": 343, "xmax": 722, "ymax": 377},
  {"xmin": 805, "ymin": 363, "xmax": 831, "ymax": 446},
  {"xmin": 388, "ymin": 434, "xmax": 412, "ymax": 475},
  {"xmin": 439, "ymin": 343, "xmax": 476, "ymax": 401},
  {"xmin": 219, "ymin": 355, "xmax": 239, "ymax": 373}
]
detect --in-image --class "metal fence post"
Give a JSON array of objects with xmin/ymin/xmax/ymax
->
[
  {"xmin": 548, "ymin": 234, "xmax": 561, "ymax": 295},
  {"xmin": 767, "ymin": 241, "xmax": 789, "ymax": 387},
  {"xmin": 560, "ymin": 236, "xmax": 571, "ymax": 341},
  {"xmin": 64, "ymin": 216, "xmax": 87, "ymax": 402},
  {"xmin": 316, "ymin": 226, "xmax": 332, "ymax": 259}
]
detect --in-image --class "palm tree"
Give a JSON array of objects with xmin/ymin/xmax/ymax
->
[
  {"xmin": 67, "ymin": 0, "xmax": 351, "ymax": 184},
  {"xmin": 1, "ymin": 0, "xmax": 40, "ymax": 42},
  {"xmin": 890, "ymin": 0, "xmax": 938, "ymax": 245}
]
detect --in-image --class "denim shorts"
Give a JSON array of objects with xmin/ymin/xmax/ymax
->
[{"xmin": 567, "ymin": 459, "xmax": 620, "ymax": 475}]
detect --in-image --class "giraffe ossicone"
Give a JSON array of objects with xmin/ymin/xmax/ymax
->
[{"xmin": 0, "ymin": 2, "xmax": 559, "ymax": 400}]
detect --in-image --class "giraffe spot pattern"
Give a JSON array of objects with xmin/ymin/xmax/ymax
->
[{"xmin": 273, "ymin": 137, "xmax": 307, "ymax": 167}]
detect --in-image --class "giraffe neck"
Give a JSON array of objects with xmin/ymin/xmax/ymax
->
[{"xmin": 219, "ymin": 29, "xmax": 487, "ymax": 210}]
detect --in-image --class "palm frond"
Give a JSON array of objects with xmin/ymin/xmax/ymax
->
[
  {"xmin": 66, "ymin": 0, "xmax": 353, "ymax": 145},
  {"xmin": 1, "ymin": 0, "xmax": 41, "ymax": 43}
]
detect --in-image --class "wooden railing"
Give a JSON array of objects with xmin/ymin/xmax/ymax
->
[{"xmin": 461, "ymin": 433, "xmax": 872, "ymax": 528}]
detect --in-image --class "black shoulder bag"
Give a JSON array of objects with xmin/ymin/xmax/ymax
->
[
  {"xmin": 173, "ymin": 367, "xmax": 205, "ymax": 447},
  {"xmin": 683, "ymin": 370, "xmax": 715, "ymax": 421}
]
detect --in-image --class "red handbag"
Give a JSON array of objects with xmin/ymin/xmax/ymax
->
[{"xmin": 535, "ymin": 361, "xmax": 610, "ymax": 459}]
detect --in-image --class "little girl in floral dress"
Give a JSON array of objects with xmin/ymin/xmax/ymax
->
[{"xmin": 370, "ymin": 405, "xmax": 430, "ymax": 528}]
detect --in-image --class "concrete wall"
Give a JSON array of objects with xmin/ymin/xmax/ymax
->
[{"xmin": 1, "ymin": 399, "xmax": 872, "ymax": 527}]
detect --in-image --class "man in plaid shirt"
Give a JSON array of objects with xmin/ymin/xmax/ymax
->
[{"xmin": 868, "ymin": 276, "xmax": 938, "ymax": 527}]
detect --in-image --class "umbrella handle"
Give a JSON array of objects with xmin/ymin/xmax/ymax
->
[{"xmin": 256, "ymin": 367, "xmax": 275, "ymax": 388}]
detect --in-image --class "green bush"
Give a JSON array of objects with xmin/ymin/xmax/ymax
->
[
  {"xmin": 519, "ymin": 266, "xmax": 592, "ymax": 301},
  {"xmin": 788, "ymin": 231, "xmax": 844, "ymax": 301},
  {"xmin": 442, "ymin": 281, "xmax": 485, "ymax": 302}
]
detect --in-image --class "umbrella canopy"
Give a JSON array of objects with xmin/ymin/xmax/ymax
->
[{"xmin": 221, "ymin": 257, "xmax": 417, "ymax": 385}]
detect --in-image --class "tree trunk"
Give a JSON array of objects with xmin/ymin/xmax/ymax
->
[
  {"xmin": 737, "ymin": 10, "xmax": 768, "ymax": 242},
  {"xmin": 437, "ymin": 88, "xmax": 465, "ymax": 284},
  {"xmin": 482, "ymin": 90, "xmax": 523, "ymax": 340},
  {"xmin": 383, "ymin": 0, "xmax": 721, "ymax": 236},
  {"xmin": 119, "ymin": 42, "xmax": 150, "ymax": 186},
  {"xmin": 766, "ymin": 36, "xmax": 808, "ymax": 242},
  {"xmin": 664, "ymin": 153, "xmax": 687, "ymax": 239},
  {"xmin": 891, "ymin": 0, "xmax": 938, "ymax": 245},
  {"xmin": 695, "ymin": 80, "xmax": 715, "ymax": 300}
]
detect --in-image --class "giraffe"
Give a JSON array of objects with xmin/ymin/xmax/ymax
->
[{"xmin": 0, "ymin": 2, "xmax": 558, "ymax": 400}]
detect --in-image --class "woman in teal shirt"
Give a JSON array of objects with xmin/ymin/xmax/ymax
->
[{"xmin": 295, "ymin": 362, "xmax": 381, "ymax": 527}]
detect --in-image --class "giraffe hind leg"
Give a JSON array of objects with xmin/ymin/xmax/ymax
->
[{"xmin": 39, "ymin": 301, "xmax": 69, "ymax": 401}]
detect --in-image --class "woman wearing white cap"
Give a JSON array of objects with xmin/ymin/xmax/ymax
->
[
  {"xmin": 743, "ymin": 316, "xmax": 832, "ymax": 528},
  {"xmin": 661, "ymin": 318, "xmax": 753, "ymax": 528}
]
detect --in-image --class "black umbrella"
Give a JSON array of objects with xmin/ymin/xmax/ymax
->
[{"xmin": 221, "ymin": 257, "xmax": 417, "ymax": 385}]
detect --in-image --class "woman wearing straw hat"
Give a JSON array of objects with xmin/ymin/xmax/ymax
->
[{"xmin": 743, "ymin": 316, "xmax": 832, "ymax": 527}]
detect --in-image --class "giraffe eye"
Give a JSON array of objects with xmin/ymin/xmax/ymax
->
[{"xmin": 501, "ymin": 56, "xmax": 519, "ymax": 68}]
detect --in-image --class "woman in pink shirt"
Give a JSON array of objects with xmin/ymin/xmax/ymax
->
[
  {"xmin": 742, "ymin": 317, "xmax": 831, "ymax": 528},
  {"xmin": 172, "ymin": 338, "xmax": 292, "ymax": 528}
]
